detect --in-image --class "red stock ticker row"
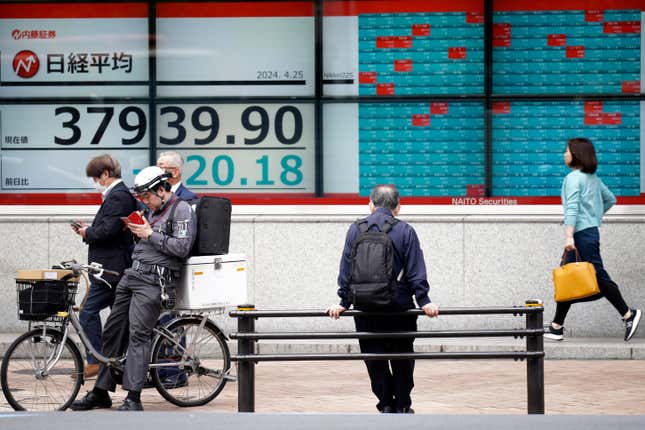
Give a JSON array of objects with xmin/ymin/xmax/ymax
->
[
  {"xmin": 493, "ymin": 19, "xmax": 641, "ymax": 48},
  {"xmin": 491, "ymin": 101, "xmax": 624, "ymax": 126}
]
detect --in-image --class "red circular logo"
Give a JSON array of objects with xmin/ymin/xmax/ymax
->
[{"xmin": 12, "ymin": 50, "xmax": 40, "ymax": 79}]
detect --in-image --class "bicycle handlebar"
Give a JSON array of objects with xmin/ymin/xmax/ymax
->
[
  {"xmin": 57, "ymin": 260, "xmax": 120, "ymax": 278},
  {"xmin": 102, "ymin": 268, "xmax": 121, "ymax": 277}
]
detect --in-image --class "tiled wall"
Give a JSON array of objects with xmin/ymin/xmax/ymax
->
[{"xmin": 1, "ymin": 214, "xmax": 643, "ymax": 339}]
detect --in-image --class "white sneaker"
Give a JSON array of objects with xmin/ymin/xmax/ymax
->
[
  {"xmin": 624, "ymin": 309, "xmax": 641, "ymax": 342},
  {"xmin": 544, "ymin": 325, "xmax": 564, "ymax": 341}
]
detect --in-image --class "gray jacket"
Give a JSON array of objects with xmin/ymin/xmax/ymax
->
[{"xmin": 132, "ymin": 195, "xmax": 196, "ymax": 272}]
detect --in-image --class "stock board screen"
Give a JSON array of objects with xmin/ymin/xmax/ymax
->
[{"xmin": 0, "ymin": 1, "xmax": 642, "ymax": 202}]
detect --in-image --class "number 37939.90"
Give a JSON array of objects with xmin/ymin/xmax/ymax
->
[{"xmin": 53, "ymin": 105, "xmax": 303, "ymax": 147}]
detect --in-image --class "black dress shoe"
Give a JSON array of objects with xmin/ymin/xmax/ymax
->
[
  {"xmin": 70, "ymin": 391, "xmax": 112, "ymax": 411},
  {"xmin": 397, "ymin": 407, "xmax": 415, "ymax": 414},
  {"xmin": 117, "ymin": 398, "xmax": 144, "ymax": 411},
  {"xmin": 380, "ymin": 406, "xmax": 395, "ymax": 413}
]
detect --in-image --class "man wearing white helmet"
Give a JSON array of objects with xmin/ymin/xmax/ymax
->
[{"xmin": 71, "ymin": 166, "xmax": 196, "ymax": 412}]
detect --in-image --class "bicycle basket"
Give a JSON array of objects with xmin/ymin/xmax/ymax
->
[{"xmin": 16, "ymin": 270, "xmax": 79, "ymax": 321}]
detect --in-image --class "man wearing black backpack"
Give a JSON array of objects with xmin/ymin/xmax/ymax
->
[{"xmin": 327, "ymin": 184, "xmax": 439, "ymax": 414}]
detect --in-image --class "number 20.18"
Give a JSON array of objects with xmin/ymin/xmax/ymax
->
[{"xmin": 187, "ymin": 154, "xmax": 303, "ymax": 187}]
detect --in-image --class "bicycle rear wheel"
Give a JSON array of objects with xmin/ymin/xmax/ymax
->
[
  {"xmin": 150, "ymin": 317, "xmax": 230, "ymax": 407},
  {"xmin": 1, "ymin": 327, "xmax": 83, "ymax": 411}
]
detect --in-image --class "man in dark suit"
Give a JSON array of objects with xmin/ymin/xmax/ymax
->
[
  {"xmin": 156, "ymin": 151, "xmax": 199, "ymax": 203},
  {"xmin": 73, "ymin": 155, "xmax": 138, "ymax": 377}
]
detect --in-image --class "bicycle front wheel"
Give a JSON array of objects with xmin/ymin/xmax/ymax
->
[
  {"xmin": 150, "ymin": 317, "xmax": 230, "ymax": 407},
  {"xmin": 1, "ymin": 327, "xmax": 83, "ymax": 411}
]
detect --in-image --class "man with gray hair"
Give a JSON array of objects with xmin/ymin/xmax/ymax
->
[
  {"xmin": 153, "ymin": 151, "xmax": 198, "ymax": 389},
  {"xmin": 328, "ymin": 184, "xmax": 439, "ymax": 414},
  {"xmin": 156, "ymin": 151, "xmax": 199, "ymax": 202}
]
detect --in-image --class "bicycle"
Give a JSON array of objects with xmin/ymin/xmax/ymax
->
[{"xmin": 1, "ymin": 261, "xmax": 233, "ymax": 411}]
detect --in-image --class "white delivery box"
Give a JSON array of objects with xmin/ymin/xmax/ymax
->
[{"xmin": 175, "ymin": 253, "xmax": 247, "ymax": 310}]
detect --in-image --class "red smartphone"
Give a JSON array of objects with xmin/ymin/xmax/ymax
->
[{"xmin": 121, "ymin": 211, "xmax": 145, "ymax": 225}]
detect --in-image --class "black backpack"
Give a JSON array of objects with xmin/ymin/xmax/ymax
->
[
  {"xmin": 190, "ymin": 196, "xmax": 231, "ymax": 256},
  {"xmin": 348, "ymin": 217, "xmax": 400, "ymax": 311}
]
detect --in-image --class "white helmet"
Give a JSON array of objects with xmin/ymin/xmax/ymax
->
[{"xmin": 132, "ymin": 166, "xmax": 171, "ymax": 194}]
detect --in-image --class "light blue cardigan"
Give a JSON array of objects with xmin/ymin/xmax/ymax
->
[{"xmin": 561, "ymin": 169, "xmax": 616, "ymax": 232}]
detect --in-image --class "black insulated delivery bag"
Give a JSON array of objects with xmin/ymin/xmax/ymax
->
[{"xmin": 191, "ymin": 196, "xmax": 231, "ymax": 256}]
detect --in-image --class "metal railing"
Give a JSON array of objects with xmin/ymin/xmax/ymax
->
[{"xmin": 229, "ymin": 300, "xmax": 544, "ymax": 414}]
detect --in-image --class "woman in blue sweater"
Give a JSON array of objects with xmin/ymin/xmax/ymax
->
[{"xmin": 545, "ymin": 138, "xmax": 641, "ymax": 342}]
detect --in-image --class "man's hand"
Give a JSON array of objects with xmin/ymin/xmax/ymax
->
[
  {"xmin": 127, "ymin": 217, "xmax": 153, "ymax": 240},
  {"xmin": 326, "ymin": 305, "xmax": 347, "ymax": 320},
  {"xmin": 71, "ymin": 220, "xmax": 87, "ymax": 238},
  {"xmin": 421, "ymin": 303, "xmax": 439, "ymax": 318},
  {"xmin": 77, "ymin": 226, "xmax": 88, "ymax": 239}
]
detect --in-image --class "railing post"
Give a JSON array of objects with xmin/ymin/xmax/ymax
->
[
  {"xmin": 237, "ymin": 304, "xmax": 256, "ymax": 413},
  {"xmin": 525, "ymin": 300, "xmax": 544, "ymax": 414}
]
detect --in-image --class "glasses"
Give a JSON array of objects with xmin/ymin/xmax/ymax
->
[{"xmin": 134, "ymin": 191, "xmax": 153, "ymax": 202}]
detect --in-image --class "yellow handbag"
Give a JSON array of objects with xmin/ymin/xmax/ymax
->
[{"xmin": 552, "ymin": 249, "xmax": 600, "ymax": 302}]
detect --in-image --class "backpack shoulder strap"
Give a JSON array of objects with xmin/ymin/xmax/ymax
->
[
  {"xmin": 381, "ymin": 217, "xmax": 399, "ymax": 234},
  {"xmin": 382, "ymin": 217, "xmax": 404, "ymax": 280},
  {"xmin": 354, "ymin": 217, "xmax": 370, "ymax": 233},
  {"xmin": 165, "ymin": 197, "xmax": 181, "ymax": 236}
]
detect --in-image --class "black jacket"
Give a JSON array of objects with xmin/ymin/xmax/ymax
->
[{"xmin": 84, "ymin": 181, "xmax": 138, "ymax": 285}]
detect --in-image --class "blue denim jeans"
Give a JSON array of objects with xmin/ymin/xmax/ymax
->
[
  {"xmin": 553, "ymin": 227, "xmax": 629, "ymax": 325},
  {"xmin": 78, "ymin": 281, "xmax": 115, "ymax": 364}
]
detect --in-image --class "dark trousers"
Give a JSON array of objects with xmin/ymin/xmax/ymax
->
[
  {"xmin": 553, "ymin": 227, "xmax": 629, "ymax": 325},
  {"xmin": 79, "ymin": 280, "xmax": 116, "ymax": 364},
  {"xmin": 354, "ymin": 314, "xmax": 417, "ymax": 411},
  {"xmin": 95, "ymin": 269, "xmax": 162, "ymax": 393}
]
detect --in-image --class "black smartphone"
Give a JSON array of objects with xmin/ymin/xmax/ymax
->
[{"xmin": 70, "ymin": 220, "xmax": 82, "ymax": 229}]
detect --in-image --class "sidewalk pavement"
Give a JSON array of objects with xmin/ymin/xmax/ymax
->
[
  {"xmin": 2, "ymin": 360, "xmax": 643, "ymax": 414},
  {"xmin": 2, "ymin": 348, "xmax": 645, "ymax": 414}
]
